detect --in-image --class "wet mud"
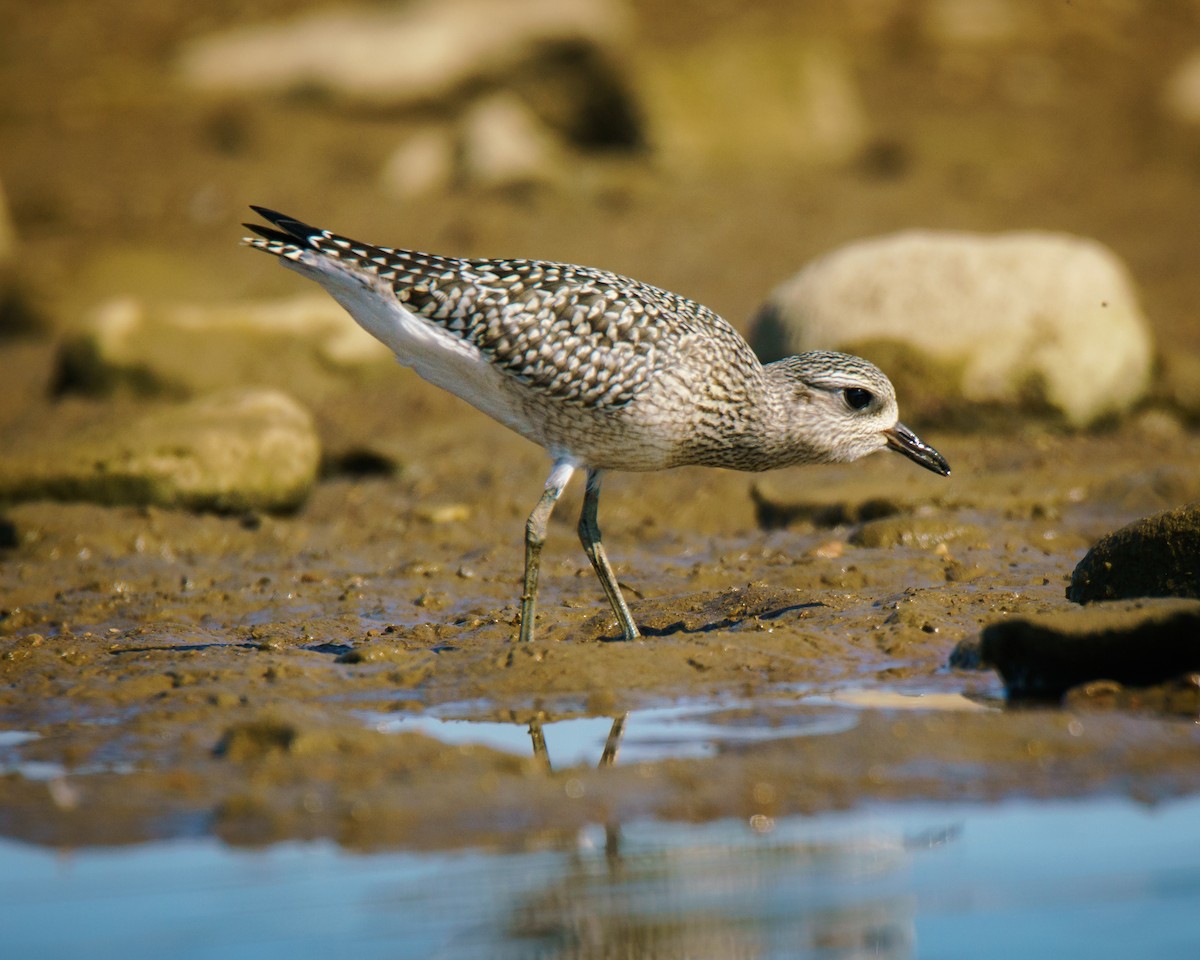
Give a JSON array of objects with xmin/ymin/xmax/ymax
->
[
  {"xmin": 4, "ymin": 400, "xmax": 1200, "ymax": 850},
  {"xmin": 3, "ymin": 1, "xmax": 1200, "ymax": 855}
]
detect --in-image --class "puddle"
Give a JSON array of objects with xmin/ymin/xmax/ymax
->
[
  {"xmin": 3, "ymin": 794, "xmax": 1196, "ymax": 959},
  {"xmin": 0, "ymin": 730, "xmax": 40, "ymax": 749},
  {"xmin": 369, "ymin": 704, "xmax": 858, "ymax": 765},
  {"xmin": 0, "ymin": 730, "xmax": 135, "ymax": 781},
  {"xmin": 364, "ymin": 688, "xmax": 997, "ymax": 766},
  {"xmin": 0, "ymin": 730, "xmax": 58, "ymax": 780}
]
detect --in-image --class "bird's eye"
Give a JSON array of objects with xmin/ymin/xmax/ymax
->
[{"xmin": 843, "ymin": 387, "xmax": 874, "ymax": 410}]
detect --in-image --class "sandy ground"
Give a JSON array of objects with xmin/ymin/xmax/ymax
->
[{"xmin": 2, "ymin": 1, "xmax": 1200, "ymax": 850}]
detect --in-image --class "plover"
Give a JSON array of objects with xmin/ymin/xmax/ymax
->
[{"xmin": 244, "ymin": 207, "xmax": 949, "ymax": 642}]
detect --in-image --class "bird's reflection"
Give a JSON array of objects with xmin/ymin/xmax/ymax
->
[
  {"xmin": 526, "ymin": 713, "xmax": 627, "ymax": 771},
  {"xmin": 496, "ymin": 820, "xmax": 922, "ymax": 959},
  {"xmin": 507, "ymin": 711, "xmax": 923, "ymax": 959}
]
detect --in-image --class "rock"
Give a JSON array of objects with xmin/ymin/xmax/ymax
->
[
  {"xmin": 851, "ymin": 515, "xmax": 987, "ymax": 550},
  {"xmin": 0, "ymin": 389, "xmax": 321, "ymax": 513},
  {"xmin": 55, "ymin": 294, "xmax": 392, "ymax": 398},
  {"xmin": 1163, "ymin": 50, "xmax": 1200, "ymax": 126},
  {"xmin": 947, "ymin": 635, "xmax": 984, "ymax": 670},
  {"xmin": 214, "ymin": 714, "xmax": 348, "ymax": 761},
  {"xmin": 176, "ymin": 0, "xmax": 634, "ymax": 122},
  {"xmin": 642, "ymin": 37, "xmax": 869, "ymax": 169},
  {"xmin": 460, "ymin": 91, "xmax": 565, "ymax": 190},
  {"xmin": 379, "ymin": 127, "xmax": 457, "ymax": 200},
  {"xmin": 750, "ymin": 231, "xmax": 1154, "ymax": 427},
  {"xmin": 0, "ymin": 177, "xmax": 15, "ymax": 270},
  {"xmin": 215, "ymin": 719, "xmax": 300, "ymax": 761},
  {"xmin": 180, "ymin": 1, "xmax": 644, "ymax": 200},
  {"xmin": 980, "ymin": 598, "xmax": 1200, "ymax": 702},
  {"xmin": 1067, "ymin": 503, "xmax": 1200, "ymax": 603},
  {"xmin": 381, "ymin": 83, "xmax": 626, "ymax": 198},
  {"xmin": 922, "ymin": 0, "xmax": 1019, "ymax": 46}
]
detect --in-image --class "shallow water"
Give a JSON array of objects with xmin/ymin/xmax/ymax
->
[
  {"xmin": 364, "ymin": 686, "xmax": 997, "ymax": 766},
  {"xmin": 6, "ymin": 795, "xmax": 1197, "ymax": 959}
]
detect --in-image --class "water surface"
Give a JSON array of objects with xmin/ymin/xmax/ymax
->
[{"xmin": 5, "ymin": 795, "xmax": 1196, "ymax": 959}]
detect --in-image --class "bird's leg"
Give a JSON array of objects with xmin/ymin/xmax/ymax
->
[
  {"xmin": 527, "ymin": 715, "xmax": 550, "ymax": 770},
  {"xmin": 599, "ymin": 714, "xmax": 627, "ymax": 767},
  {"xmin": 578, "ymin": 468, "xmax": 641, "ymax": 640},
  {"xmin": 520, "ymin": 460, "xmax": 576, "ymax": 643}
]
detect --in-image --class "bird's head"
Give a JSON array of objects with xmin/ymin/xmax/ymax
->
[{"xmin": 769, "ymin": 351, "xmax": 950, "ymax": 475}]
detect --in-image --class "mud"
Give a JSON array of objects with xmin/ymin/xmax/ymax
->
[
  {"xmin": 4, "ymin": 409, "xmax": 1200, "ymax": 850},
  {"xmin": 3, "ymin": 1, "xmax": 1200, "ymax": 854}
]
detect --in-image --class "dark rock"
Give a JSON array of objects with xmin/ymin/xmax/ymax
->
[
  {"xmin": 981, "ymin": 598, "xmax": 1200, "ymax": 702},
  {"xmin": 215, "ymin": 720, "xmax": 298, "ymax": 760},
  {"xmin": 947, "ymin": 636, "xmax": 984, "ymax": 670},
  {"xmin": 1068, "ymin": 503, "xmax": 1200, "ymax": 602}
]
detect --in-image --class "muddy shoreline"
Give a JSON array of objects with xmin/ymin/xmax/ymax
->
[
  {"xmin": 4, "ymin": 389, "xmax": 1200, "ymax": 850},
  {"xmin": 4, "ymin": 1, "xmax": 1200, "ymax": 856}
]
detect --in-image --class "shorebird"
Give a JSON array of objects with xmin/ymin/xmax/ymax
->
[{"xmin": 243, "ymin": 207, "xmax": 949, "ymax": 642}]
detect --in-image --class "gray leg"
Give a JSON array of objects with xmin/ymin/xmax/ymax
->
[
  {"xmin": 527, "ymin": 715, "xmax": 550, "ymax": 769},
  {"xmin": 599, "ymin": 714, "xmax": 627, "ymax": 767},
  {"xmin": 578, "ymin": 468, "xmax": 640, "ymax": 640},
  {"xmin": 520, "ymin": 460, "xmax": 576, "ymax": 643}
]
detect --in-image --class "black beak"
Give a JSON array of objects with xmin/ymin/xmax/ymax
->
[{"xmin": 884, "ymin": 423, "xmax": 950, "ymax": 476}]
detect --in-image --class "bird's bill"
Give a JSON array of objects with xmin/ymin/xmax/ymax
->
[{"xmin": 884, "ymin": 423, "xmax": 950, "ymax": 476}]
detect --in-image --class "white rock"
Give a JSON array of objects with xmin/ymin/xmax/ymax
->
[
  {"xmin": 0, "ymin": 389, "xmax": 321, "ymax": 513},
  {"xmin": 750, "ymin": 231, "xmax": 1154, "ymax": 427},
  {"xmin": 460, "ymin": 92, "xmax": 564, "ymax": 189},
  {"xmin": 177, "ymin": 0, "xmax": 628, "ymax": 106},
  {"xmin": 380, "ymin": 127, "xmax": 457, "ymax": 199},
  {"xmin": 58, "ymin": 295, "xmax": 393, "ymax": 397}
]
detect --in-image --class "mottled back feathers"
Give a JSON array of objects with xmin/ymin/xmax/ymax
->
[{"xmin": 244, "ymin": 207, "xmax": 759, "ymax": 412}]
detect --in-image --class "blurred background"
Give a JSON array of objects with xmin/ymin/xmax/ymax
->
[
  {"xmin": 2, "ymin": 0, "xmax": 1198, "ymax": 358},
  {"xmin": 1, "ymin": 0, "xmax": 1199, "ymax": 554}
]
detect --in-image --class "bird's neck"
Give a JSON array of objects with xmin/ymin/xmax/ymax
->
[{"xmin": 676, "ymin": 363, "xmax": 823, "ymax": 472}]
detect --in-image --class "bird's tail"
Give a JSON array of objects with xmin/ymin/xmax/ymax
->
[{"xmin": 241, "ymin": 206, "xmax": 328, "ymax": 261}]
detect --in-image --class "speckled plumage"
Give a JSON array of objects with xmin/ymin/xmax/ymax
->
[{"xmin": 244, "ymin": 206, "xmax": 949, "ymax": 642}]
